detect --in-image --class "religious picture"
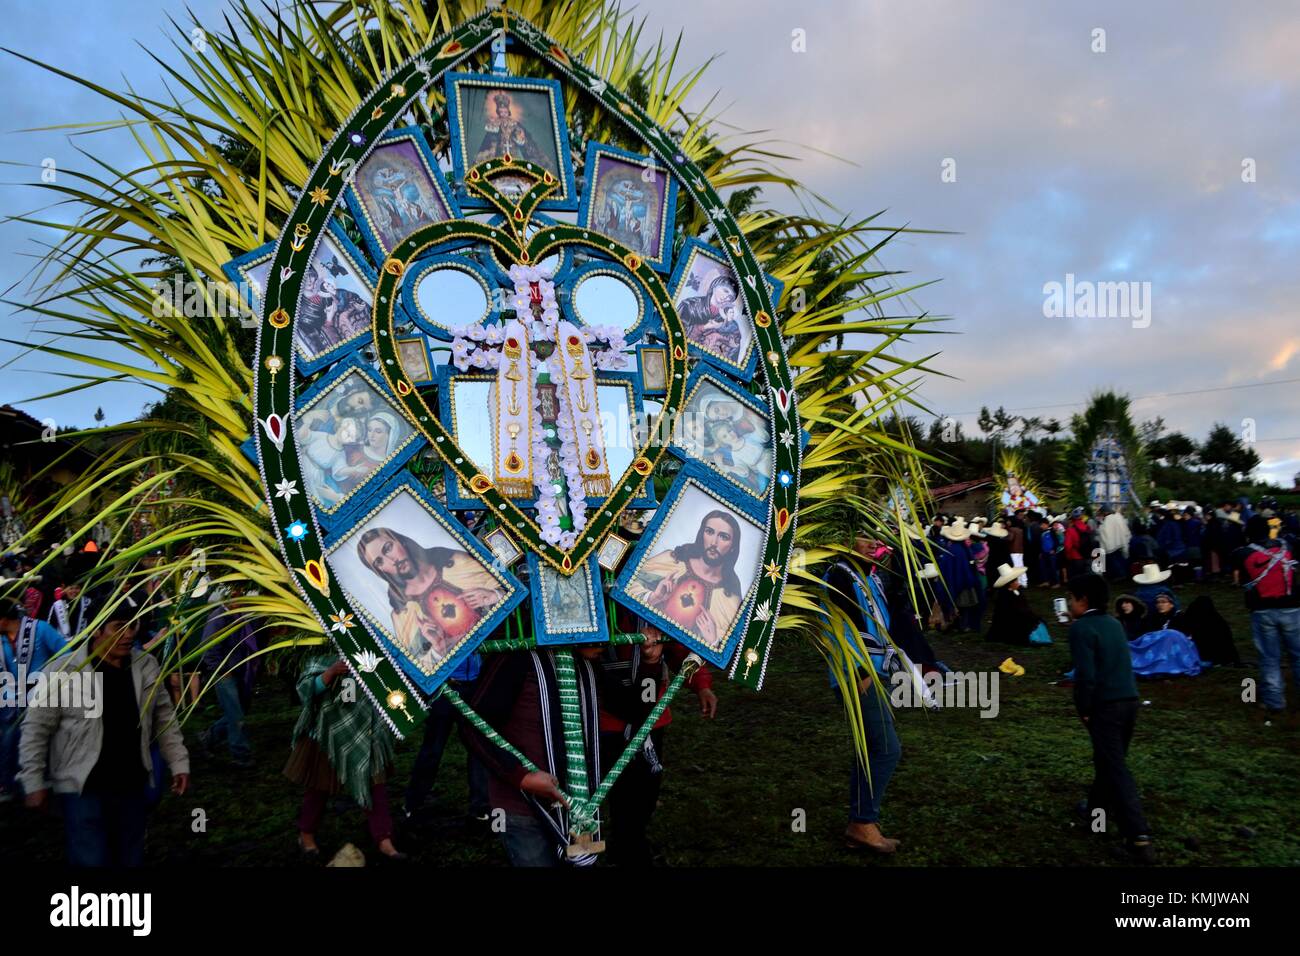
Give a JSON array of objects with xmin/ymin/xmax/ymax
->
[
  {"xmin": 294, "ymin": 368, "xmax": 417, "ymax": 514},
  {"xmin": 597, "ymin": 533, "xmax": 630, "ymax": 573},
  {"xmin": 580, "ymin": 143, "xmax": 677, "ymax": 271},
  {"xmin": 539, "ymin": 562, "xmax": 595, "ymax": 633},
  {"xmin": 345, "ymin": 131, "xmax": 454, "ymax": 257},
  {"xmin": 396, "ymin": 336, "xmax": 433, "ymax": 385},
  {"xmin": 638, "ymin": 345, "xmax": 667, "ymax": 395},
  {"xmin": 446, "ymin": 73, "xmax": 575, "ymax": 207},
  {"xmin": 295, "ymin": 231, "xmax": 376, "ymax": 363},
  {"xmin": 328, "ymin": 488, "xmax": 514, "ymax": 675},
  {"xmin": 673, "ymin": 377, "xmax": 773, "ymax": 497},
  {"xmin": 622, "ymin": 482, "xmax": 762, "ymax": 651},
  {"xmin": 672, "ymin": 245, "xmax": 751, "ymax": 373},
  {"xmin": 482, "ymin": 527, "xmax": 522, "ymax": 567}
]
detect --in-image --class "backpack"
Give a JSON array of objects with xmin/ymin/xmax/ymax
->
[{"xmin": 1242, "ymin": 542, "xmax": 1296, "ymax": 600}]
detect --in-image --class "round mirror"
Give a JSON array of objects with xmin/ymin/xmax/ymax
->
[
  {"xmin": 414, "ymin": 266, "xmax": 489, "ymax": 332},
  {"xmin": 573, "ymin": 272, "xmax": 641, "ymax": 333}
]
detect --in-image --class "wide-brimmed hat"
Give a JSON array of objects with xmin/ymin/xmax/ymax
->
[
  {"xmin": 1132, "ymin": 563, "xmax": 1172, "ymax": 585},
  {"xmin": 992, "ymin": 563, "xmax": 1023, "ymax": 588},
  {"xmin": 983, "ymin": 521, "xmax": 1009, "ymax": 539},
  {"xmin": 940, "ymin": 518, "xmax": 972, "ymax": 541},
  {"xmin": 1225, "ymin": 512, "xmax": 1243, "ymax": 525},
  {"xmin": 917, "ymin": 562, "xmax": 940, "ymax": 580},
  {"xmin": 901, "ymin": 523, "xmax": 927, "ymax": 542}
]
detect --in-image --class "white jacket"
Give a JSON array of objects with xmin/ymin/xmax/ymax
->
[
  {"xmin": 17, "ymin": 645, "xmax": 190, "ymax": 796},
  {"xmin": 1098, "ymin": 512, "xmax": 1133, "ymax": 557}
]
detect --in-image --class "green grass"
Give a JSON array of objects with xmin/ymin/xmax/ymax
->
[{"xmin": 3, "ymin": 580, "xmax": 1296, "ymax": 866}]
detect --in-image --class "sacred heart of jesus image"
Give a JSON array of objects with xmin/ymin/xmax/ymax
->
[{"xmin": 246, "ymin": 10, "xmax": 802, "ymax": 769}]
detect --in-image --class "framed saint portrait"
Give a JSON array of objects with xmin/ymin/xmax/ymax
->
[
  {"xmin": 670, "ymin": 365, "xmax": 774, "ymax": 501},
  {"xmin": 667, "ymin": 237, "xmax": 783, "ymax": 382},
  {"xmin": 526, "ymin": 553, "xmax": 609, "ymax": 646},
  {"xmin": 324, "ymin": 475, "xmax": 526, "ymax": 695},
  {"xmin": 482, "ymin": 526, "xmax": 523, "ymax": 567},
  {"xmin": 578, "ymin": 141, "xmax": 678, "ymax": 273},
  {"xmin": 613, "ymin": 465, "xmax": 765, "ymax": 667},
  {"xmin": 636, "ymin": 343, "xmax": 668, "ymax": 396},
  {"xmin": 292, "ymin": 356, "xmax": 422, "ymax": 522},
  {"xmin": 343, "ymin": 127, "xmax": 460, "ymax": 260},
  {"xmin": 444, "ymin": 72, "xmax": 577, "ymax": 211},
  {"xmin": 396, "ymin": 335, "xmax": 435, "ymax": 386},
  {"xmin": 222, "ymin": 220, "xmax": 377, "ymax": 374},
  {"xmin": 596, "ymin": 533, "xmax": 631, "ymax": 573}
]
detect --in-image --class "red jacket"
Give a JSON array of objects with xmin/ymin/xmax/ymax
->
[
  {"xmin": 598, "ymin": 642, "xmax": 713, "ymax": 733},
  {"xmin": 1063, "ymin": 519, "xmax": 1090, "ymax": 560}
]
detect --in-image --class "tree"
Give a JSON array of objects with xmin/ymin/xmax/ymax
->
[
  {"xmin": 977, "ymin": 405, "xmax": 1020, "ymax": 443},
  {"xmin": 1148, "ymin": 431, "xmax": 1198, "ymax": 469},
  {"xmin": 1139, "ymin": 417, "xmax": 1166, "ymax": 445},
  {"xmin": 1199, "ymin": 424, "xmax": 1260, "ymax": 480}
]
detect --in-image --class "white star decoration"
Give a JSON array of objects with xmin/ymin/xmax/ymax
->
[
  {"xmin": 275, "ymin": 478, "xmax": 299, "ymax": 500},
  {"xmin": 779, "ymin": 429, "xmax": 795, "ymax": 448}
]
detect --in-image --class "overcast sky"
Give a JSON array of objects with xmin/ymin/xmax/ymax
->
[{"xmin": 3, "ymin": 0, "xmax": 1298, "ymax": 484}]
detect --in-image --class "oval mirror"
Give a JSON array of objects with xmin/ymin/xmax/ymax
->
[
  {"xmin": 414, "ymin": 266, "xmax": 489, "ymax": 331},
  {"xmin": 573, "ymin": 272, "xmax": 641, "ymax": 333}
]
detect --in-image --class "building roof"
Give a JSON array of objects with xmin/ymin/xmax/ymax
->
[{"xmin": 928, "ymin": 476, "xmax": 995, "ymax": 501}]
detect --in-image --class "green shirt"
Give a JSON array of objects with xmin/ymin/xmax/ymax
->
[{"xmin": 1069, "ymin": 610, "xmax": 1139, "ymax": 715}]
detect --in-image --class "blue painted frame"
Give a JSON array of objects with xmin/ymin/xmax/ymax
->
[
  {"xmin": 577, "ymin": 140, "xmax": 679, "ymax": 274},
  {"xmin": 483, "ymin": 212, "xmax": 574, "ymax": 286},
  {"xmin": 526, "ymin": 552, "xmax": 610, "ymax": 646},
  {"xmin": 436, "ymin": 364, "xmax": 658, "ymax": 512},
  {"xmin": 666, "ymin": 237, "xmax": 783, "ymax": 383},
  {"xmin": 634, "ymin": 342, "xmax": 668, "ymax": 397},
  {"xmin": 222, "ymin": 219, "xmax": 379, "ymax": 376},
  {"xmin": 342, "ymin": 126, "xmax": 463, "ymax": 263},
  {"xmin": 612, "ymin": 462, "xmax": 766, "ymax": 668},
  {"xmin": 562, "ymin": 258, "xmax": 654, "ymax": 343},
  {"xmin": 444, "ymin": 71, "xmax": 579, "ymax": 212},
  {"xmin": 292, "ymin": 352, "xmax": 426, "ymax": 529},
  {"xmin": 399, "ymin": 253, "xmax": 501, "ymax": 341},
  {"xmin": 322, "ymin": 471, "xmax": 526, "ymax": 696},
  {"xmin": 668, "ymin": 364, "xmax": 774, "ymax": 504}
]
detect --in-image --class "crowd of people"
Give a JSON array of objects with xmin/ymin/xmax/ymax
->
[{"xmin": 1, "ymin": 492, "xmax": 1296, "ymax": 868}]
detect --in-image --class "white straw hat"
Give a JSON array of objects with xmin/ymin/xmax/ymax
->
[
  {"xmin": 983, "ymin": 521, "xmax": 1009, "ymax": 539},
  {"xmin": 940, "ymin": 517, "xmax": 972, "ymax": 542},
  {"xmin": 1132, "ymin": 563, "xmax": 1171, "ymax": 585},
  {"xmin": 992, "ymin": 563, "xmax": 1023, "ymax": 588},
  {"xmin": 917, "ymin": 562, "xmax": 940, "ymax": 580}
]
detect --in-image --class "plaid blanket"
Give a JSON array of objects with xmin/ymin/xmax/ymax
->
[{"xmin": 293, "ymin": 656, "xmax": 394, "ymax": 808}]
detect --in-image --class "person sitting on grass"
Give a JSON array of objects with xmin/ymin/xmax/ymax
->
[
  {"xmin": 1113, "ymin": 594, "xmax": 1149, "ymax": 641},
  {"xmin": 985, "ymin": 563, "xmax": 1050, "ymax": 645},
  {"xmin": 18, "ymin": 588, "xmax": 190, "ymax": 866},
  {"xmin": 1065, "ymin": 573, "xmax": 1155, "ymax": 864},
  {"xmin": 1174, "ymin": 595, "xmax": 1240, "ymax": 667}
]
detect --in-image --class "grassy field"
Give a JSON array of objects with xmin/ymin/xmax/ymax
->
[{"xmin": 3, "ymin": 579, "xmax": 1297, "ymax": 867}]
